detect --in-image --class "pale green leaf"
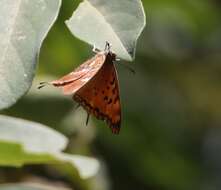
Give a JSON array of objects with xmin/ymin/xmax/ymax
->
[
  {"xmin": 0, "ymin": 115, "xmax": 67, "ymax": 153},
  {"xmin": 0, "ymin": 0, "xmax": 61, "ymax": 109},
  {"xmin": 0, "ymin": 183, "xmax": 70, "ymax": 190},
  {"xmin": 66, "ymin": 0, "xmax": 146, "ymax": 61},
  {"xmin": 0, "ymin": 115, "xmax": 99, "ymax": 179},
  {"xmin": 56, "ymin": 153, "xmax": 99, "ymax": 179}
]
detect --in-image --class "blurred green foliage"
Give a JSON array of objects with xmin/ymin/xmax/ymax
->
[{"xmin": 2, "ymin": 0, "xmax": 221, "ymax": 190}]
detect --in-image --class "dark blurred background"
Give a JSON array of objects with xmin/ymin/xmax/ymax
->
[{"xmin": 2, "ymin": 0, "xmax": 221, "ymax": 189}]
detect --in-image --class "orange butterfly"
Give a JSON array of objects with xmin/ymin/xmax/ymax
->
[{"xmin": 39, "ymin": 42, "xmax": 121, "ymax": 134}]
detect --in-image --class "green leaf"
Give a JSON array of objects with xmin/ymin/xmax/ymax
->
[
  {"xmin": 0, "ymin": 183, "xmax": 69, "ymax": 190},
  {"xmin": 0, "ymin": 141, "xmax": 55, "ymax": 166},
  {"xmin": 0, "ymin": 0, "xmax": 61, "ymax": 110},
  {"xmin": 66, "ymin": 0, "xmax": 146, "ymax": 61},
  {"xmin": 0, "ymin": 115, "xmax": 67, "ymax": 153},
  {"xmin": 0, "ymin": 115, "xmax": 99, "ymax": 179}
]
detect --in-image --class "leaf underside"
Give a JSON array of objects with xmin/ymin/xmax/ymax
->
[{"xmin": 66, "ymin": 0, "xmax": 146, "ymax": 61}]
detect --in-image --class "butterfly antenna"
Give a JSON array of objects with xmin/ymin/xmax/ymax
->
[
  {"xmin": 38, "ymin": 82, "xmax": 50, "ymax": 89},
  {"xmin": 118, "ymin": 62, "xmax": 136, "ymax": 74},
  {"xmin": 86, "ymin": 112, "xmax": 90, "ymax": 126}
]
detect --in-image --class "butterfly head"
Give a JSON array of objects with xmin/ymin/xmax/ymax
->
[{"xmin": 104, "ymin": 41, "xmax": 116, "ymax": 61}]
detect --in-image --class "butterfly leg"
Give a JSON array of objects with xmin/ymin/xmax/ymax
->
[
  {"xmin": 93, "ymin": 44, "xmax": 100, "ymax": 53},
  {"xmin": 86, "ymin": 112, "xmax": 90, "ymax": 126},
  {"xmin": 73, "ymin": 103, "xmax": 80, "ymax": 111}
]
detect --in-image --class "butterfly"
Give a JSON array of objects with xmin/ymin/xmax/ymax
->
[{"xmin": 39, "ymin": 42, "xmax": 121, "ymax": 134}]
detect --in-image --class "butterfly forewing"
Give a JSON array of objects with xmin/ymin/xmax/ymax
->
[
  {"xmin": 73, "ymin": 53, "xmax": 121, "ymax": 134},
  {"xmin": 50, "ymin": 53, "xmax": 106, "ymax": 95}
]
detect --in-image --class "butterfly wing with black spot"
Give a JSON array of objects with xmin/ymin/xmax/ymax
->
[{"xmin": 73, "ymin": 53, "xmax": 121, "ymax": 134}]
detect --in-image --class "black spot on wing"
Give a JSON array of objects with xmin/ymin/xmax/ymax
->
[
  {"xmin": 108, "ymin": 98, "xmax": 112, "ymax": 104},
  {"xmin": 110, "ymin": 77, "xmax": 115, "ymax": 85}
]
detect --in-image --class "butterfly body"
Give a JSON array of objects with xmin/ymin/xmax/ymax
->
[{"xmin": 42, "ymin": 47, "xmax": 121, "ymax": 134}]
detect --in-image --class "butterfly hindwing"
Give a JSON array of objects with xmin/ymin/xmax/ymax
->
[{"xmin": 73, "ymin": 53, "xmax": 121, "ymax": 134}]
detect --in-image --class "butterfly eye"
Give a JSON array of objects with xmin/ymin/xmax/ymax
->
[{"xmin": 112, "ymin": 53, "xmax": 116, "ymax": 61}]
